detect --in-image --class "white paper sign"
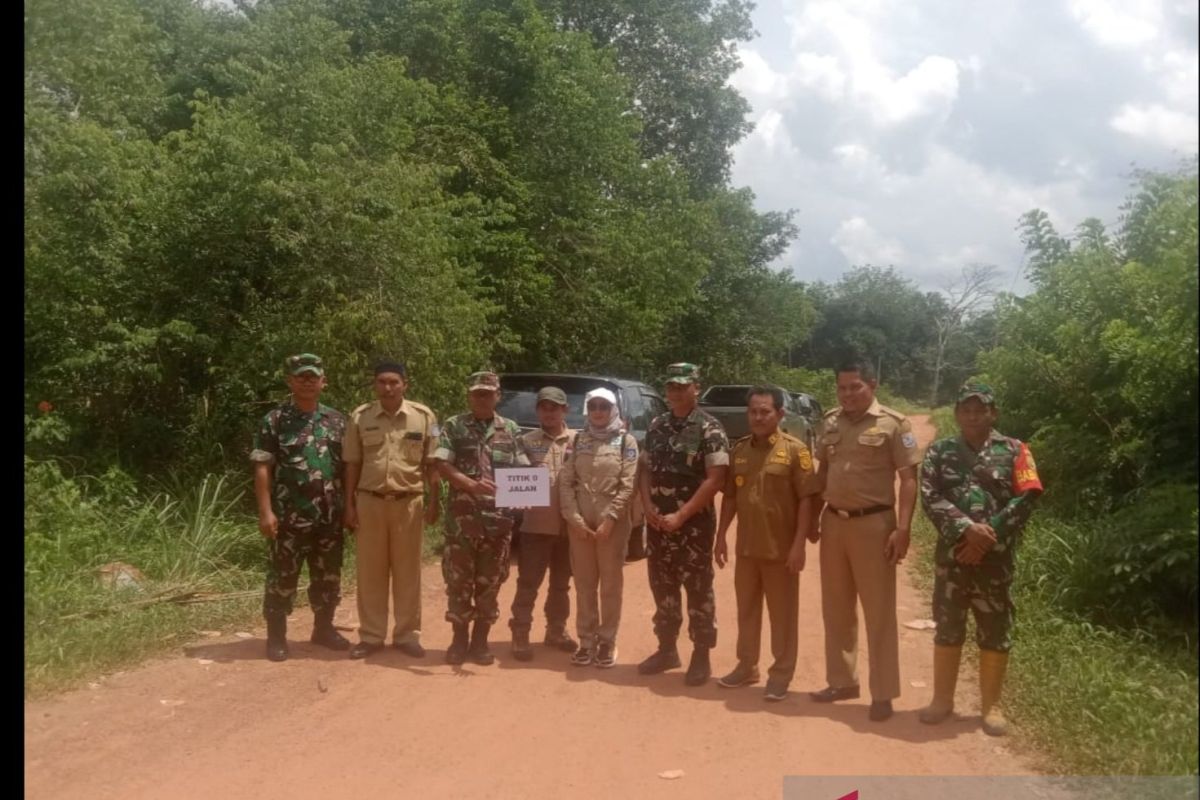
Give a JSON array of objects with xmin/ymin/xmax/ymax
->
[{"xmin": 493, "ymin": 467, "xmax": 551, "ymax": 508}]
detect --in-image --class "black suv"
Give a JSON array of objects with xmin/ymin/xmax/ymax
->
[
  {"xmin": 496, "ymin": 373, "xmax": 667, "ymax": 445},
  {"xmin": 788, "ymin": 391, "xmax": 825, "ymax": 450},
  {"xmin": 496, "ymin": 373, "xmax": 666, "ymax": 562}
]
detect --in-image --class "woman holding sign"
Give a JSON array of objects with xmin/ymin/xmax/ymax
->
[{"xmin": 558, "ymin": 388, "xmax": 639, "ymax": 667}]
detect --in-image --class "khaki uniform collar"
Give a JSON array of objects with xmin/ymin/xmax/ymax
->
[
  {"xmin": 371, "ymin": 399, "xmax": 412, "ymax": 418},
  {"xmin": 531, "ymin": 426, "xmax": 573, "ymax": 443},
  {"xmin": 750, "ymin": 430, "xmax": 780, "ymax": 448}
]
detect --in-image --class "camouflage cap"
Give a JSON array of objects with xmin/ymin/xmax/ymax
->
[
  {"xmin": 468, "ymin": 370, "xmax": 501, "ymax": 392},
  {"xmin": 285, "ymin": 353, "xmax": 324, "ymax": 377},
  {"xmin": 956, "ymin": 380, "xmax": 995, "ymax": 406},
  {"xmin": 664, "ymin": 362, "xmax": 701, "ymax": 385},
  {"xmin": 536, "ymin": 386, "xmax": 568, "ymax": 406}
]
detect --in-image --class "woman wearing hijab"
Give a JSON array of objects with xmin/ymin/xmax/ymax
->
[{"xmin": 558, "ymin": 388, "xmax": 639, "ymax": 667}]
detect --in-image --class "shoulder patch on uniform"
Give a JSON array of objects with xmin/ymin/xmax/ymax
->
[{"xmin": 901, "ymin": 432, "xmax": 917, "ymax": 449}]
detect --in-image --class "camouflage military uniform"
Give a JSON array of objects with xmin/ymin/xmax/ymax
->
[
  {"xmin": 644, "ymin": 407, "xmax": 730, "ymax": 647},
  {"xmin": 920, "ymin": 431, "xmax": 1042, "ymax": 652},
  {"xmin": 251, "ymin": 401, "xmax": 346, "ymax": 618},
  {"xmin": 434, "ymin": 411, "xmax": 530, "ymax": 625}
]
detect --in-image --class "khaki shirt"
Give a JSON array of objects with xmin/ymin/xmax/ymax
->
[
  {"xmin": 817, "ymin": 399, "xmax": 922, "ymax": 510},
  {"xmin": 725, "ymin": 431, "xmax": 821, "ymax": 561},
  {"xmin": 559, "ymin": 429, "xmax": 639, "ymax": 530},
  {"xmin": 518, "ymin": 427, "xmax": 574, "ymax": 535},
  {"xmin": 343, "ymin": 399, "xmax": 437, "ymax": 494}
]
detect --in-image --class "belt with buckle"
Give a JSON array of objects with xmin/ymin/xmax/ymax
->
[
  {"xmin": 826, "ymin": 504, "xmax": 891, "ymax": 519},
  {"xmin": 357, "ymin": 489, "xmax": 421, "ymax": 500}
]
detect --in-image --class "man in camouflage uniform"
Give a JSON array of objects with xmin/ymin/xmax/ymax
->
[
  {"xmin": 637, "ymin": 362, "xmax": 730, "ymax": 686},
  {"xmin": 433, "ymin": 371, "xmax": 531, "ymax": 666},
  {"xmin": 918, "ymin": 381, "xmax": 1043, "ymax": 736},
  {"xmin": 250, "ymin": 353, "xmax": 350, "ymax": 662}
]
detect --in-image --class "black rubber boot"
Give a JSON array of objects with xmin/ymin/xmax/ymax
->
[
  {"xmin": 637, "ymin": 637, "xmax": 682, "ymax": 675},
  {"xmin": 685, "ymin": 645, "xmax": 712, "ymax": 686},
  {"xmin": 310, "ymin": 609, "xmax": 350, "ymax": 650},
  {"xmin": 511, "ymin": 629, "xmax": 534, "ymax": 662},
  {"xmin": 445, "ymin": 621, "xmax": 470, "ymax": 665},
  {"xmin": 265, "ymin": 615, "xmax": 289, "ymax": 662},
  {"xmin": 468, "ymin": 621, "xmax": 495, "ymax": 665}
]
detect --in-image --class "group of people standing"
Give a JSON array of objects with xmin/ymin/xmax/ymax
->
[{"xmin": 251, "ymin": 353, "xmax": 1041, "ymax": 737}]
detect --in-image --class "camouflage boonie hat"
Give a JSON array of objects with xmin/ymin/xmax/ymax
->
[
  {"xmin": 468, "ymin": 371, "xmax": 501, "ymax": 392},
  {"xmin": 956, "ymin": 381, "xmax": 995, "ymax": 406},
  {"xmin": 664, "ymin": 362, "xmax": 701, "ymax": 385},
  {"xmin": 285, "ymin": 353, "xmax": 324, "ymax": 377},
  {"xmin": 536, "ymin": 386, "xmax": 568, "ymax": 406}
]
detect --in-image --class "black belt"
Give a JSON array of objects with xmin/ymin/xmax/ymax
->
[
  {"xmin": 825, "ymin": 504, "xmax": 891, "ymax": 519},
  {"xmin": 357, "ymin": 489, "xmax": 421, "ymax": 500}
]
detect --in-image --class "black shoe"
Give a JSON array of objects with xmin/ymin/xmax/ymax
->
[
  {"xmin": 809, "ymin": 685, "xmax": 861, "ymax": 703},
  {"xmin": 445, "ymin": 621, "xmax": 470, "ymax": 665},
  {"xmin": 310, "ymin": 610, "xmax": 350, "ymax": 651},
  {"xmin": 684, "ymin": 646, "xmax": 711, "ymax": 686},
  {"xmin": 349, "ymin": 641, "xmax": 383, "ymax": 659},
  {"xmin": 392, "ymin": 640, "xmax": 426, "ymax": 658},
  {"xmin": 511, "ymin": 629, "xmax": 534, "ymax": 662},
  {"xmin": 763, "ymin": 679, "xmax": 790, "ymax": 702},
  {"xmin": 544, "ymin": 626, "xmax": 578, "ymax": 653},
  {"xmin": 717, "ymin": 663, "xmax": 761, "ymax": 688},
  {"xmin": 594, "ymin": 642, "xmax": 618, "ymax": 669},
  {"xmin": 265, "ymin": 615, "xmax": 289, "ymax": 662},
  {"xmin": 637, "ymin": 639, "xmax": 681, "ymax": 675},
  {"xmin": 468, "ymin": 621, "xmax": 494, "ymax": 666},
  {"xmin": 869, "ymin": 700, "xmax": 894, "ymax": 722}
]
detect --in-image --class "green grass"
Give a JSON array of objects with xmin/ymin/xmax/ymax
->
[
  {"xmin": 24, "ymin": 459, "xmax": 363, "ymax": 696},
  {"xmin": 908, "ymin": 416, "xmax": 1199, "ymax": 775}
]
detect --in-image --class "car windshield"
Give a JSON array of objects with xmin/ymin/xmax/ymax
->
[
  {"xmin": 497, "ymin": 376, "xmax": 621, "ymax": 430},
  {"xmin": 700, "ymin": 386, "xmax": 752, "ymax": 406}
]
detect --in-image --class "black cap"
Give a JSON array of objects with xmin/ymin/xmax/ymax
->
[{"xmin": 373, "ymin": 360, "xmax": 407, "ymax": 378}]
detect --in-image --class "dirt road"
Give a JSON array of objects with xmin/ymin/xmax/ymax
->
[{"xmin": 25, "ymin": 415, "xmax": 1039, "ymax": 799}]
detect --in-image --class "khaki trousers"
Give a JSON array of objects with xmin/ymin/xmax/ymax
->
[
  {"xmin": 734, "ymin": 555, "xmax": 799, "ymax": 684},
  {"xmin": 355, "ymin": 493, "xmax": 424, "ymax": 645},
  {"xmin": 818, "ymin": 508, "xmax": 901, "ymax": 700},
  {"xmin": 568, "ymin": 518, "xmax": 631, "ymax": 648}
]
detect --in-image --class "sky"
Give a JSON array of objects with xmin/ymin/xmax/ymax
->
[{"xmin": 727, "ymin": 0, "xmax": 1199, "ymax": 294}]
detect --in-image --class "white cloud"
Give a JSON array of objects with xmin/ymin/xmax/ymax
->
[
  {"xmin": 1068, "ymin": 0, "xmax": 1162, "ymax": 47},
  {"xmin": 730, "ymin": 49, "xmax": 790, "ymax": 102},
  {"xmin": 755, "ymin": 109, "xmax": 799, "ymax": 156},
  {"xmin": 831, "ymin": 217, "xmax": 908, "ymax": 266},
  {"xmin": 1110, "ymin": 103, "xmax": 1200, "ymax": 150},
  {"xmin": 726, "ymin": 0, "xmax": 1195, "ymax": 291},
  {"xmin": 783, "ymin": 1, "xmax": 961, "ymax": 127}
]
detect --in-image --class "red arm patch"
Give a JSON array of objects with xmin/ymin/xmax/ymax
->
[{"xmin": 1012, "ymin": 442, "xmax": 1043, "ymax": 494}]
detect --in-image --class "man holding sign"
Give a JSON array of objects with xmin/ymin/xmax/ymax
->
[
  {"xmin": 434, "ymin": 371, "xmax": 530, "ymax": 665},
  {"xmin": 508, "ymin": 387, "xmax": 577, "ymax": 661}
]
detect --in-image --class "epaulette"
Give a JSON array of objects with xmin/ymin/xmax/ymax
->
[
  {"xmin": 823, "ymin": 406, "xmax": 840, "ymax": 419},
  {"xmin": 778, "ymin": 430, "xmax": 804, "ymax": 445},
  {"xmin": 875, "ymin": 404, "xmax": 907, "ymax": 421},
  {"xmin": 406, "ymin": 400, "xmax": 434, "ymax": 418},
  {"xmin": 351, "ymin": 402, "xmax": 373, "ymax": 417}
]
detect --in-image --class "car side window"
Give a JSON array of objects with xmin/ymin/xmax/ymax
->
[{"xmin": 642, "ymin": 391, "xmax": 666, "ymax": 423}]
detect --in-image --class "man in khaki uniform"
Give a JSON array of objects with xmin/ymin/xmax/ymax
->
[
  {"xmin": 509, "ymin": 386, "xmax": 577, "ymax": 661},
  {"xmin": 715, "ymin": 386, "xmax": 821, "ymax": 701},
  {"xmin": 810, "ymin": 359, "xmax": 921, "ymax": 721},
  {"xmin": 343, "ymin": 361, "xmax": 440, "ymax": 659}
]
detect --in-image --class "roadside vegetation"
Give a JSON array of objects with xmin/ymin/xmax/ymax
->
[
  {"xmin": 24, "ymin": 4, "xmax": 1196, "ymax": 776},
  {"xmin": 913, "ymin": 412, "xmax": 1198, "ymax": 775}
]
